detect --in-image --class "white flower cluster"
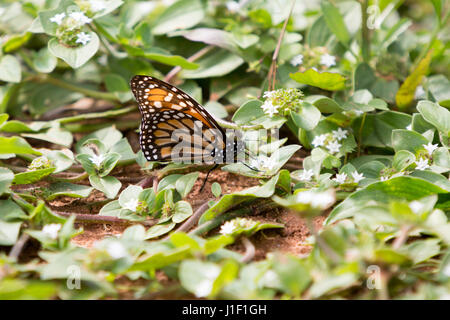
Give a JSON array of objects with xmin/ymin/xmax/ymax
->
[
  {"xmin": 28, "ymin": 156, "xmax": 52, "ymax": 170},
  {"xmin": 311, "ymin": 128, "xmax": 348, "ymax": 155},
  {"xmin": 89, "ymin": 153, "xmax": 106, "ymax": 167},
  {"xmin": 42, "ymin": 223, "xmax": 62, "ymax": 239},
  {"xmin": 289, "ymin": 53, "xmax": 336, "ymax": 68},
  {"xmin": 219, "ymin": 218, "xmax": 255, "ymax": 236},
  {"xmin": 298, "ymin": 169, "xmax": 314, "ymax": 182},
  {"xmin": 260, "ymin": 100, "xmax": 279, "ymax": 117},
  {"xmin": 122, "ymin": 198, "xmax": 139, "ymax": 212},
  {"xmin": 413, "ymin": 142, "xmax": 439, "ymax": 171},
  {"xmin": 290, "ymin": 54, "xmax": 303, "ymax": 66},
  {"xmin": 250, "ymin": 155, "xmax": 277, "ymax": 172},
  {"xmin": 332, "ymin": 171, "xmax": 365, "ymax": 185},
  {"xmin": 49, "ymin": 8, "xmax": 94, "ymax": 46},
  {"xmin": 105, "ymin": 241, "xmax": 128, "ymax": 259},
  {"xmin": 295, "ymin": 190, "xmax": 335, "ymax": 210}
]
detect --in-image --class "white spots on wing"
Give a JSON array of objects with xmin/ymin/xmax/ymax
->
[
  {"xmin": 179, "ymin": 101, "xmax": 187, "ymax": 107},
  {"xmin": 154, "ymin": 101, "xmax": 162, "ymax": 108}
]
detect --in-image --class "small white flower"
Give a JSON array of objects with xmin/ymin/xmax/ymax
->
[
  {"xmin": 263, "ymin": 90, "xmax": 276, "ymax": 99},
  {"xmin": 123, "ymin": 198, "xmax": 139, "ymax": 212},
  {"xmin": 226, "ymin": 1, "xmax": 240, "ymax": 12},
  {"xmin": 332, "ymin": 128, "xmax": 348, "ymax": 141},
  {"xmin": 299, "ymin": 169, "xmax": 314, "ymax": 181},
  {"xmin": 443, "ymin": 264, "xmax": 450, "ymax": 277},
  {"xmin": 106, "ymin": 242, "xmax": 127, "ymax": 259},
  {"xmin": 42, "ymin": 224, "xmax": 62, "ymax": 239},
  {"xmin": 290, "ymin": 54, "xmax": 304, "ymax": 66},
  {"xmin": 261, "ymin": 100, "xmax": 279, "ymax": 117},
  {"xmin": 69, "ymin": 11, "xmax": 92, "ymax": 24},
  {"xmin": 312, "ymin": 134, "xmax": 327, "ymax": 148},
  {"xmin": 89, "ymin": 0, "xmax": 106, "ymax": 12},
  {"xmin": 332, "ymin": 173, "xmax": 347, "ymax": 184},
  {"xmin": 76, "ymin": 32, "xmax": 91, "ymax": 45},
  {"xmin": 326, "ymin": 140, "xmax": 341, "ymax": 154},
  {"xmin": 320, "ymin": 53, "xmax": 336, "ymax": 67},
  {"xmin": 423, "ymin": 142, "xmax": 438, "ymax": 156},
  {"xmin": 89, "ymin": 153, "xmax": 105, "ymax": 166},
  {"xmin": 354, "ymin": 110, "xmax": 364, "ymax": 116},
  {"xmin": 380, "ymin": 176, "xmax": 389, "ymax": 181},
  {"xmin": 296, "ymin": 190, "xmax": 334, "ymax": 209},
  {"xmin": 414, "ymin": 85, "xmax": 425, "ymax": 100},
  {"xmin": 351, "ymin": 171, "xmax": 364, "ymax": 183},
  {"xmin": 406, "ymin": 124, "xmax": 412, "ymax": 130},
  {"xmin": 194, "ymin": 280, "xmax": 213, "ymax": 297},
  {"xmin": 311, "ymin": 67, "xmax": 318, "ymax": 71},
  {"xmin": 409, "ymin": 201, "xmax": 424, "ymax": 214},
  {"xmin": 220, "ymin": 221, "xmax": 237, "ymax": 235},
  {"xmin": 50, "ymin": 13, "xmax": 66, "ymax": 25},
  {"xmin": 415, "ymin": 158, "xmax": 430, "ymax": 171}
]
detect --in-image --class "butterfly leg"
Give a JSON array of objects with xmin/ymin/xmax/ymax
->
[{"xmin": 199, "ymin": 164, "xmax": 219, "ymax": 192}]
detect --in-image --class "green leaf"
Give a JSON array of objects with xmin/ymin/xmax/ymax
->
[
  {"xmin": 199, "ymin": 171, "xmax": 289, "ymax": 224},
  {"xmin": 396, "ymin": 50, "xmax": 433, "ymax": 109},
  {"xmin": 0, "ymin": 199, "xmax": 27, "ymax": 222},
  {"xmin": 181, "ymin": 49, "xmax": 244, "ymax": 79},
  {"xmin": 152, "ymin": 0, "xmax": 205, "ymax": 35},
  {"xmin": 427, "ymin": 75, "xmax": 450, "ymax": 107},
  {"xmin": 290, "ymin": 102, "xmax": 321, "ymax": 131},
  {"xmin": 104, "ymin": 73, "xmax": 133, "ymax": 102},
  {"xmin": 0, "ymin": 55, "xmax": 22, "ymax": 83},
  {"xmin": 125, "ymin": 46, "xmax": 198, "ymax": 70},
  {"xmin": 232, "ymin": 100, "xmax": 264, "ymax": 125},
  {"xmin": 0, "ymin": 168, "xmax": 14, "ymax": 195},
  {"xmin": 326, "ymin": 177, "xmax": 448, "ymax": 224},
  {"xmin": 417, "ymin": 100, "xmax": 450, "ymax": 136},
  {"xmin": 391, "ymin": 129, "xmax": 429, "ymax": 153},
  {"xmin": 89, "ymin": 175, "xmax": 121, "ymax": 199},
  {"xmin": 99, "ymin": 152, "xmax": 121, "ymax": 177},
  {"xmin": 48, "ymin": 32, "xmax": 100, "ymax": 69},
  {"xmin": 13, "ymin": 168, "xmax": 56, "ymax": 185},
  {"xmin": 179, "ymin": 260, "xmax": 221, "ymax": 298},
  {"xmin": 175, "ymin": 172, "xmax": 199, "ymax": 198},
  {"xmin": 321, "ymin": 1, "xmax": 351, "ymax": 45},
  {"xmin": 309, "ymin": 273, "xmax": 358, "ymax": 298},
  {"xmin": 145, "ymin": 221, "xmax": 176, "ymax": 239},
  {"xmin": 172, "ymin": 201, "xmax": 193, "ymax": 223},
  {"xmin": 175, "ymin": 28, "xmax": 238, "ymax": 52},
  {"xmin": 211, "ymin": 182, "xmax": 221, "ymax": 198},
  {"xmin": 118, "ymin": 185, "xmax": 143, "ymax": 208},
  {"xmin": 33, "ymin": 47, "xmax": 57, "ymax": 73},
  {"xmin": 290, "ymin": 69, "xmax": 346, "ymax": 91},
  {"xmin": 304, "ymin": 95, "xmax": 343, "ymax": 113},
  {"xmin": 23, "ymin": 127, "xmax": 73, "ymax": 148},
  {"xmin": 0, "ymin": 220, "xmax": 22, "ymax": 245},
  {"xmin": 403, "ymin": 239, "xmax": 441, "ymax": 264},
  {"xmin": 45, "ymin": 183, "xmax": 93, "ymax": 201}
]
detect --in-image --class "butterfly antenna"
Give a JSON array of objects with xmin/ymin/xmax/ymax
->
[{"xmin": 199, "ymin": 164, "xmax": 218, "ymax": 192}]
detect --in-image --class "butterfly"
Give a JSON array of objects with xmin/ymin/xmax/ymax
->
[{"xmin": 130, "ymin": 75, "xmax": 252, "ymax": 187}]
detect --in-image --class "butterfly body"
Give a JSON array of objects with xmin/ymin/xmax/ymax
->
[{"xmin": 130, "ymin": 75, "xmax": 243, "ymax": 165}]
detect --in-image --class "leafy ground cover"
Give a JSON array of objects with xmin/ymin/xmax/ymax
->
[{"xmin": 0, "ymin": 0, "xmax": 449, "ymax": 300}]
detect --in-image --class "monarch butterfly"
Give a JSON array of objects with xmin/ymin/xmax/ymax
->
[{"xmin": 130, "ymin": 75, "xmax": 253, "ymax": 188}]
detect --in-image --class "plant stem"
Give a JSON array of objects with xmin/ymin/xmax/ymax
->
[
  {"xmin": 360, "ymin": 0, "xmax": 371, "ymax": 63},
  {"xmin": 240, "ymin": 237, "xmax": 256, "ymax": 263},
  {"xmin": 55, "ymin": 105, "xmax": 137, "ymax": 124},
  {"xmin": 31, "ymin": 75, "xmax": 119, "ymax": 102},
  {"xmin": 357, "ymin": 113, "xmax": 366, "ymax": 157},
  {"xmin": 164, "ymin": 45, "xmax": 215, "ymax": 82}
]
